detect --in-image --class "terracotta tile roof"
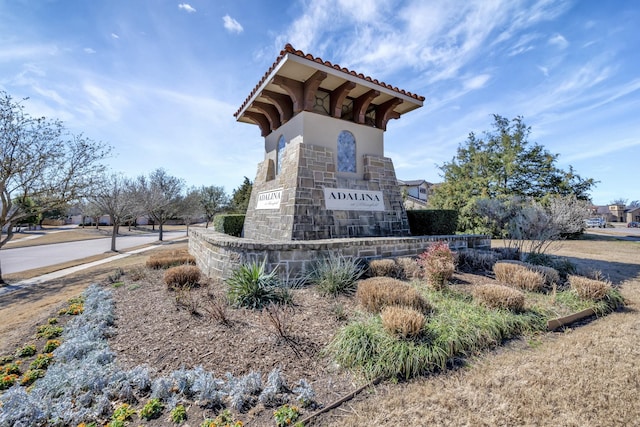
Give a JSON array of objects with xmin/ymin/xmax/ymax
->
[{"xmin": 234, "ymin": 43, "xmax": 425, "ymax": 118}]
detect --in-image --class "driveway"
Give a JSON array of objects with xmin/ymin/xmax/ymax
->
[
  {"xmin": 0, "ymin": 231, "xmax": 186, "ymax": 274},
  {"xmin": 585, "ymin": 225, "xmax": 640, "ymax": 241}
]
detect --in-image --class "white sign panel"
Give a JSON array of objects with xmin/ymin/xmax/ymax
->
[
  {"xmin": 324, "ymin": 188, "xmax": 385, "ymax": 211},
  {"xmin": 256, "ymin": 188, "xmax": 283, "ymax": 210}
]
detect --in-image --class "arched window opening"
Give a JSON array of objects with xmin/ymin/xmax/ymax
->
[
  {"xmin": 337, "ymin": 130, "xmax": 356, "ymax": 173},
  {"xmin": 276, "ymin": 135, "xmax": 286, "ymax": 174}
]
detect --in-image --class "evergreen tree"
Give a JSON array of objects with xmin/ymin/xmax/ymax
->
[
  {"xmin": 230, "ymin": 177, "xmax": 252, "ymax": 213},
  {"xmin": 430, "ymin": 115, "xmax": 595, "ymax": 232}
]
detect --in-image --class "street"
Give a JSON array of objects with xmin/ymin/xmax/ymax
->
[{"xmin": 0, "ymin": 231, "xmax": 186, "ymax": 274}]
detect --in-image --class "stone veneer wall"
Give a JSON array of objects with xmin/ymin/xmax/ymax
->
[
  {"xmin": 243, "ymin": 139, "xmax": 410, "ymax": 241},
  {"xmin": 190, "ymin": 227, "xmax": 490, "ymax": 281}
]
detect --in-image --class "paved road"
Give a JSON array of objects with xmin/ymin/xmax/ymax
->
[{"xmin": 0, "ymin": 231, "xmax": 187, "ymax": 274}]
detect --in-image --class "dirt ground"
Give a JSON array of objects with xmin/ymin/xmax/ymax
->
[{"xmin": 1, "ymin": 236, "xmax": 638, "ymax": 426}]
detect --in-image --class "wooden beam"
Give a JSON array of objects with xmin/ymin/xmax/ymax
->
[
  {"xmin": 303, "ymin": 70, "xmax": 328, "ymax": 111},
  {"xmin": 353, "ymin": 89, "xmax": 379, "ymax": 124},
  {"xmin": 273, "ymin": 75, "xmax": 304, "ymax": 114},
  {"xmin": 262, "ymin": 90, "xmax": 294, "ymax": 123},
  {"xmin": 330, "ymin": 81, "xmax": 356, "ymax": 118},
  {"xmin": 252, "ymin": 101, "xmax": 281, "ymax": 130},
  {"xmin": 375, "ymin": 98, "xmax": 403, "ymax": 130},
  {"xmin": 244, "ymin": 111, "xmax": 271, "ymax": 137}
]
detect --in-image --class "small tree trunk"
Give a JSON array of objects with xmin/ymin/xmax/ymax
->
[
  {"xmin": 159, "ymin": 223, "xmax": 164, "ymax": 241},
  {"xmin": 111, "ymin": 223, "xmax": 119, "ymax": 252}
]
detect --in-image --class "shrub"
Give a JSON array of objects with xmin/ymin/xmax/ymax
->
[
  {"xmin": 406, "ymin": 209, "xmax": 458, "ymax": 235},
  {"xmin": 418, "ymin": 242, "xmax": 456, "ymax": 290},
  {"xmin": 213, "ymin": 213, "xmax": 245, "ymax": 237},
  {"xmin": 16, "ymin": 344, "xmax": 37, "ymax": 358},
  {"xmin": 146, "ymin": 250, "xmax": 196, "ymax": 269},
  {"xmin": 493, "ymin": 261, "xmax": 546, "ymax": 292},
  {"xmin": 170, "ymin": 404, "xmax": 187, "ymax": 424},
  {"xmin": 380, "ymin": 306, "xmax": 426, "ymax": 339},
  {"xmin": 525, "ymin": 252, "xmax": 576, "ymax": 281},
  {"xmin": 2, "ymin": 362, "xmax": 21, "ymax": 375},
  {"xmin": 227, "ymin": 259, "xmax": 289, "ymax": 309},
  {"xmin": 273, "ymin": 403, "xmax": 301, "ymax": 427},
  {"xmin": 140, "ymin": 398, "xmax": 164, "ymax": 420},
  {"xmin": 395, "ymin": 257, "xmax": 422, "ymax": 280},
  {"xmin": 0, "ymin": 374, "xmax": 19, "ymax": 390},
  {"xmin": 457, "ymin": 249, "xmax": 499, "ymax": 272},
  {"xmin": 473, "ymin": 284, "xmax": 526, "ymax": 312},
  {"xmin": 164, "ymin": 265, "xmax": 201, "ymax": 288},
  {"xmin": 36, "ymin": 324, "xmax": 63, "ymax": 339},
  {"xmin": 30, "ymin": 353, "xmax": 54, "ymax": 370},
  {"xmin": 43, "ymin": 339, "xmax": 61, "ymax": 353},
  {"xmin": 356, "ymin": 277, "xmax": 431, "ymax": 313},
  {"xmin": 20, "ymin": 369, "xmax": 45, "ymax": 386},
  {"xmin": 569, "ymin": 275, "xmax": 612, "ymax": 301},
  {"xmin": 368, "ymin": 259, "xmax": 398, "ymax": 277},
  {"xmin": 305, "ymin": 253, "xmax": 364, "ymax": 296}
]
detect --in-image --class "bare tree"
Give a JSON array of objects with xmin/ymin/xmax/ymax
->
[
  {"xmin": 199, "ymin": 185, "xmax": 229, "ymax": 228},
  {"xmin": 133, "ymin": 168, "xmax": 184, "ymax": 241},
  {"xmin": 178, "ymin": 186, "xmax": 203, "ymax": 232},
  {"xmin": 0, "ymin": 91, "xmax": 110, "ymax": 284},
  {"xmin": 88, "ymin": 174, "xmax": 137, "ymax": 251}
]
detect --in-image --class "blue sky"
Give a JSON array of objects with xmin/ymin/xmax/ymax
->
[{"xmin": 1, "ymin": 0, "xmax": 638, "ymax": 205}]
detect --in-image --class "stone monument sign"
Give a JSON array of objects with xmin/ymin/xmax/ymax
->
[{"xmin": 234, "ymin": 44, "xmax": 424, "ymax": 241}]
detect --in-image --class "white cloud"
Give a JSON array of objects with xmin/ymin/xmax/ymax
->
[
  {"xmin": 84, "ymin": 47, "xmax": 96, "ymax": 54},
  {"xmin": 111, "ymin": 33, "xmax": 120, "ymax": 39},
  {"xmin": 548, "ymin": 33, "xmax": 569, "ymax": 49},
  {"xmin": 463, "ymin": 74, "xmax": 491, "ymax": 90},
  {"xmin": 178, "ymin": 3, "xmax": 196, "ymax": 13},
  {"xmin": 222, "ymin": 15, "xmax": 243, "ymax": 34},
  {"xmin": 538, "ymin": 65, "xmax": 549, "ymax": 76}
]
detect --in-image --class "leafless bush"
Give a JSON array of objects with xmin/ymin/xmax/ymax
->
[
  {"xmin": 493, "ymin": 261, "xmax": 545, "ymax": 292},
  {"xmin": 368, "ymin": 259, "xmax": 398, "ymax": 278},
  {"xmin": 164, "ymin": 265, "xmax": 201, "ymax": 288},
  {"xmin": 202, "ymin": 291, "xmax": 231, "ymax": 326},
  {"xmin": 380, "ymin": 306, "xmax": 425, "ymax": 339},
  {"xmin": 528, "ymin": 264, "xmax": 560, "ymax": 287},
  {"xmin": 127, "ymin": 265, "xmax": 148, "ymax": 281},
  {"xmin": 457, "ymin": 249, "xmax": 499, "ymax": 272},
  {"xmin": 569, "ymin": 275, "xmax": 612, "ymax": 301},
  {"xmin": 356, "ymin": 277, "xmax": 431, "ymax": 313},
  {"xmin": 395, "ymin": 257, "xmax": 422, "ymax": 280},
  {"xmin": 174, "ymin": 285, "xmax": 200, "ymax": 314},
  {"xmin": 473, "ymin": 284, "xmax": 525, "ymax": 312}
]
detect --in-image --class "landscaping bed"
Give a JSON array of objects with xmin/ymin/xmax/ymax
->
[{"xmin": 0, "ymin": 246, "xmax": 625, "ymax": 426}]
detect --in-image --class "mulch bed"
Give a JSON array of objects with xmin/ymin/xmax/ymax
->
[{"xmin": 107, "ymin": 268, "xmax": 363, "ymax": 425}]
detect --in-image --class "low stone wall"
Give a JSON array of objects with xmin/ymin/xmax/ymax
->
[{"xmin": 189, "ymin": 228, "xmax": 491, "ymax": 281}]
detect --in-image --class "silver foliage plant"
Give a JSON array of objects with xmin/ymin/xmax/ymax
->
[{"xmin": 0, "ymin": 285, "xmax": 315, "ymax": 427}]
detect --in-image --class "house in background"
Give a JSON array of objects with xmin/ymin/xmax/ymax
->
[
  {"xmin": 626, "ymin": 206, "xmax": 640, "ymax": 223},
  {"xmin": 588, "ymin": 203, "xmax": 639, "ymax": 223},
  {"xmin": 397, "ymin": 179, "xmax": 433, "ymax": 209}
]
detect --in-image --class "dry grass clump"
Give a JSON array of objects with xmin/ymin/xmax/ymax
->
[
  {"xmin": 569, "ymin": 275, "xmax": 612, "ymax": 301},
  {"xmin": 418, "ymin": 242, "xmax": 456, "ymax": 290},
  {"xmin": 380, "ymin": 306, "xmax": 425, "ymax": 339},
  {"xmin": 146, "ymin": 249, "xmax": 196, "ymax": 269},
  {"xmin": 356, "ymin": 277, "xmax": 431, "ymax": 313},
  {"xmin": 164, "ymin": 265, "xmax": 201, "ymax": 288},
  {"xmin": 368, "ymin": 259, "xmax": 398, "ymax": 278},
  {"xmin": 528, "ymin": 264, "xmax": 560, "ymax": 286},
  {"xmin": 395, "ymin": 257, "xmax": 422, "ymax": 280},
  {"xmin": 493, "ymin": 261, "xmax": 545, "ymax": 292},
  {"xmin": 472, "ymin": 284, "xmax": 525, "ymax": 312}
]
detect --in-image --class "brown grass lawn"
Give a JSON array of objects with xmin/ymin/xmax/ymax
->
[
  {"xmin": 315, "ymin": 238, "xmax": 640, "ymax": 427},
  {"xmin": 0, "ymin": 236, "xmax": 638, "ymax": 426}
]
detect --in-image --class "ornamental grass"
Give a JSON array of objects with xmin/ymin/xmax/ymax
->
[
  {"xmin": 472, "ymin": 284, "xmax": 526, "ymax": 312},
  {"xmin": 380, "ymin": 306, "xmax": 426, "ymax": 339},
  {"xmin": 368, "ymin": 259, "xmax": 398, "ymax": 278},
  {"xmin": 493, "ymin": 261, "xmax": 546, "ymax": 292},
  {"xmin": 164, "ymin": 265, "xmax": 201, "ymax": 288},
  {"xmin": 356, "ymin": 277, "xmax": 431, "ymax": 313},
  {"xmin": 146, "ymin": 250, "xmax": 196, "ymax": 269},
  {"xmin": 569, "ymin": 275, "xmax": 612, "ymax": 301}
]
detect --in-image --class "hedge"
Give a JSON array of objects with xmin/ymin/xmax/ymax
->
[
  {"xmin": 213, "ymin": 214, "xmax": 245, "ymax": 237},
  {"xmin": 406, "ymin": 210, "xmax": 458, "ymax": 235}
]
